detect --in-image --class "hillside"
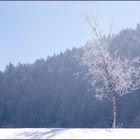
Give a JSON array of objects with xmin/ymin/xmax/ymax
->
[{"xmin": 0, "ymin": 25, "xmax": 140, "ymax": 128}]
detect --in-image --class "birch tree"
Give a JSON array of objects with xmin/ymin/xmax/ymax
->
[{"xmin": 80, "ymin": 14, "xmax": 140, "ymax": 128}]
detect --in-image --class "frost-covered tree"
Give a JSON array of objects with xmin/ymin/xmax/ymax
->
[{"xmin": 80, "ymin": 14, "xmax": 140, "ymax": 128}]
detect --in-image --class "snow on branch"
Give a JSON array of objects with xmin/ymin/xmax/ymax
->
[{"xmin": 80, "ymin": 14, "xmax": 140, "ymax": 101}]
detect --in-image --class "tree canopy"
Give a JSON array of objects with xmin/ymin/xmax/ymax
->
[{"xmin": 0, "ymin": 25, "xmax": 140, "ymax": 128}]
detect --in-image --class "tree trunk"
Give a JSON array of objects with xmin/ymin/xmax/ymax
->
[{"xmin": 112, "ymin": 94, "xmax": 117, "ymax": 128}]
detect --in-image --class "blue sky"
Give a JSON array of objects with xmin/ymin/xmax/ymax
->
[{"xmin": 0, "ymin": 1, "xmax": 140, "ymax": 71}]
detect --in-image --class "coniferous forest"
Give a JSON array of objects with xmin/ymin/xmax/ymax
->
[{"xmin": 0, "ymin": 25, "xmax": 140, "ymax": 128}]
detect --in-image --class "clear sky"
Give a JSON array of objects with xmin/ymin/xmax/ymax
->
[{"xmin": 0, "ymin": 1, "xmax": 140, "ymax": 71}]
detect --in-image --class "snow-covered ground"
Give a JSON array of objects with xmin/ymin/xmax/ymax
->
[{"xmin": 0, "ymin": 128, "xmax": 140, "ymax": 139}]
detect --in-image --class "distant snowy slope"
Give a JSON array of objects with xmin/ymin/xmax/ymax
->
[{"xmin": 0, "ymin": 128, "xmax": 140, "ymax": 139}]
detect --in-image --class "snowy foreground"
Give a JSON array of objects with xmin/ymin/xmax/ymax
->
[{"xmin": 0, "ymin": 128, "xmax": 140, "ymax": 139}]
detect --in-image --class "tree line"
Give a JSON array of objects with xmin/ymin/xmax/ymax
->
[{"xmin": 0, "ymin": 25, "xmax": 140, "ymax": 128}]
